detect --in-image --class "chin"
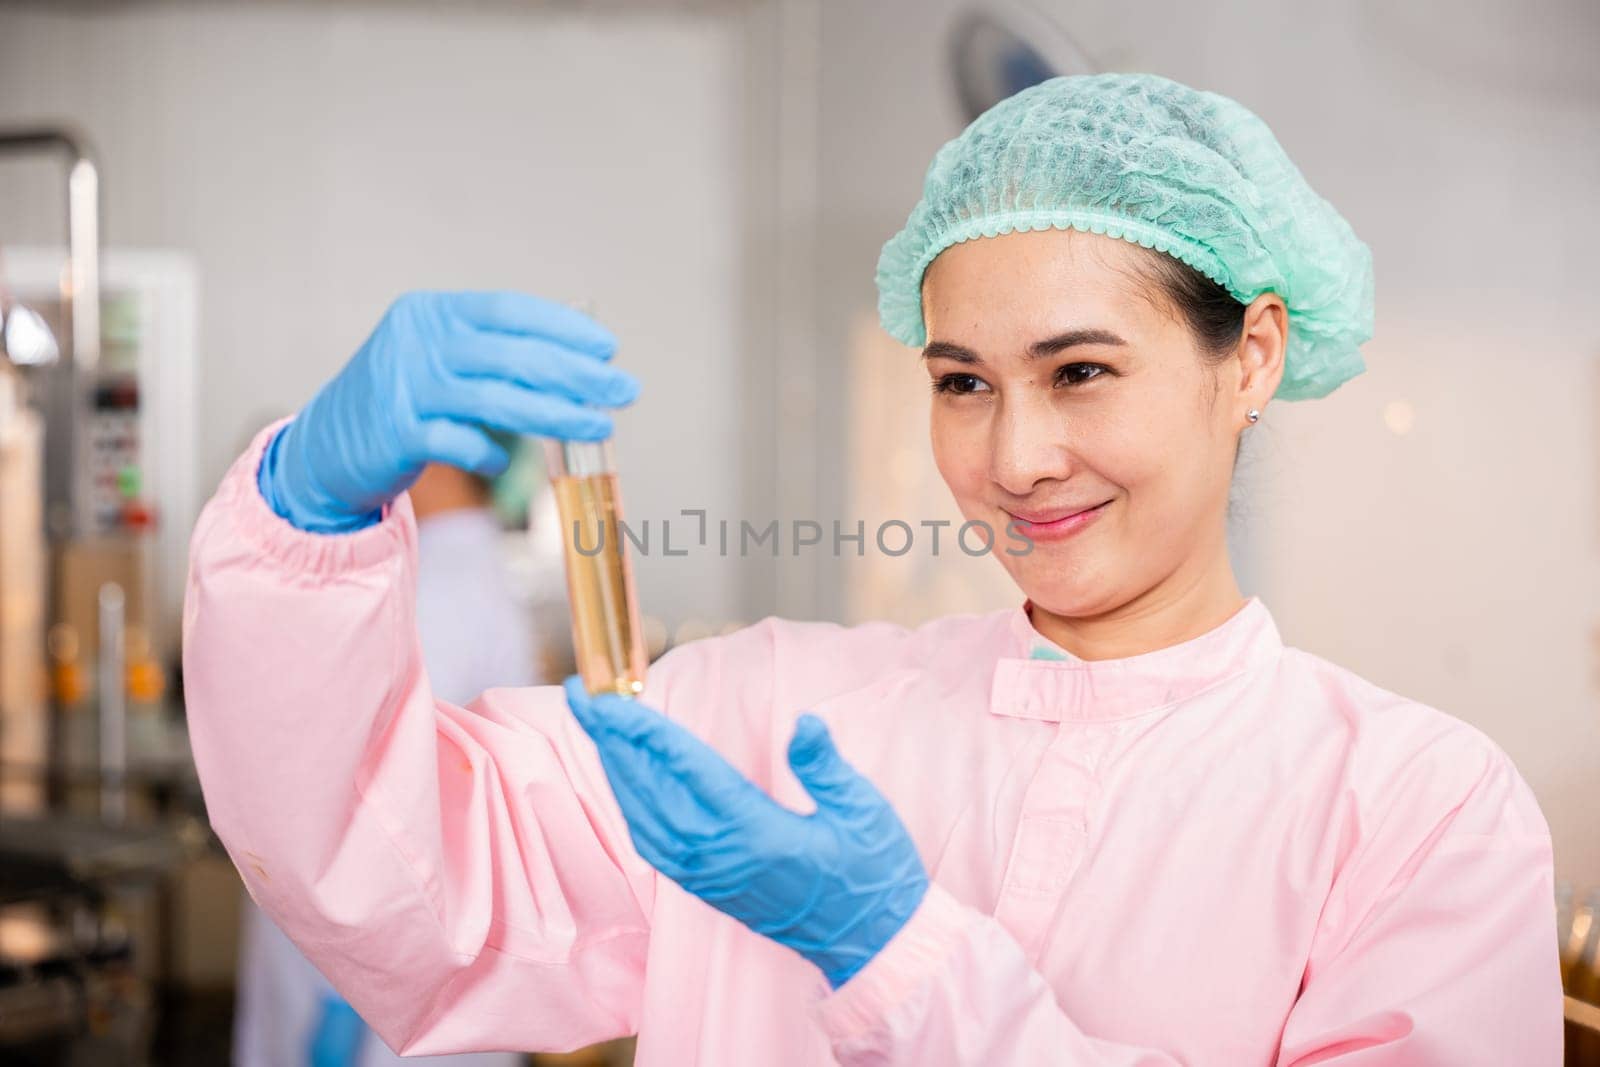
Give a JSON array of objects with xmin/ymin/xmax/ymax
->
[{"xmin": 1002, "ymin": 556, "xmax": 1121, "ymax": 619}]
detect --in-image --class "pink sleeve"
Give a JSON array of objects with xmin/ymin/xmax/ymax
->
[
  {"xmin": 1275, "ymin": 734, "xmax": 1562, "ymax": 1065},
  {"xmin": 183, "ymin": 421, "xmax": 657, "ymax": 1057},
  {"xmin": 812, "ymin": 885, "xmax": 1184, "ymax": 1066},
  {"xmin": 811, "ymin": 735, "xmax": 1561, "ymax": 1066}
]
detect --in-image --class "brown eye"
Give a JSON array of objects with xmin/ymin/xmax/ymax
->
[
  {"xmin": 1056, "ymin": 363, "xmax": 1108, "ymax": 387},
  {"xmin": 932, "ymin": 373, "xmax": 990, "ymax": 396}
]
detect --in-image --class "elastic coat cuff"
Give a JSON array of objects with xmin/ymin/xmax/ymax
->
[
  {"xmin": 812, "ymin": 882, "xmax": 974, "ymax": 1047},
  {"xmin": 217, "ymin": 416, "xmax": 415, "ymax": 576}
]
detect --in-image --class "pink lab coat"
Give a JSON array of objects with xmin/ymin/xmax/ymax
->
[{"xmin": 183, "ymin": 423, "xmax": 1563, "ymax": 1065}]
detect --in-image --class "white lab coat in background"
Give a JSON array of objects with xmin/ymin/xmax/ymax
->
[{"xmin": 234, "ymin": 507, "xmax": 540, "ymax": 1067}]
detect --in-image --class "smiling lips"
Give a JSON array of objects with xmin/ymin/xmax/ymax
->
[{"xmin": 1004, "ymin": 500, "xmax": 1112, "ymax": 542}]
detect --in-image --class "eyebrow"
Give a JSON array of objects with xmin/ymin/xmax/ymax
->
[{"xmin": 922, "ymin": 328, "xmax": 1128, "ymax": 364}]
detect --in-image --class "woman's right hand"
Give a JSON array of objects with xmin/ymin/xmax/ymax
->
[{"xmin": 258, "ymin": 290, "xmax": 637, "ymax": 533}]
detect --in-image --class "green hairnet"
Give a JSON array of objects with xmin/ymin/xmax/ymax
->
[{"xmin": 876, "ymin": 73, "xmax": 1374, "ymax": 401}]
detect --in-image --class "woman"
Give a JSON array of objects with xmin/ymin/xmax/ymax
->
[{"xmin": 184, "ymin": 74, "xmax": 1561, "ymax": 1065}]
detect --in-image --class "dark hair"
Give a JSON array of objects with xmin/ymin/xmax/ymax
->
[
  {"xmin": 1126, "ymin": 249, "xmax": 1253, "ymax": 474},
  {"xmin": 1133, "ymin": 249, "xmax": 1248, "ymax": 363}
]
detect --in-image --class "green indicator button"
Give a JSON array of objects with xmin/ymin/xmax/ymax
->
[{"xmin": 117, "ymin": 465, "xmax": 141, "ymax": 498}]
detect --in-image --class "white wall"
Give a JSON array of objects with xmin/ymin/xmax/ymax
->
[
  {"xmin": 805, "ymin": 0, "xmax": 1600, "ymax": 886},
  {"xmin": 0, "ymin": 2, "xmax": 746, "ymax": 627}
]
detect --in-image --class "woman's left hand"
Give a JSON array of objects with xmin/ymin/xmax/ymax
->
[{"xmin": 563, "ymin": 676, "xmax": 929, "ymax": 989}]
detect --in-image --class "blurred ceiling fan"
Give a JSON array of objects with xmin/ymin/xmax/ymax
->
[{"xmin": 947, "ymin": 3, "xmax": 1099, "ymax": 122}]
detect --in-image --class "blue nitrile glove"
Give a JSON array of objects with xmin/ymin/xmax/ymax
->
[
  {"xmin": 562, "ymin": 676, "xmax": 929, "ymax": 989},
  {"xmin": 259, "ymin": 290, "xmax": 637, "ymax": 533},
  {"xmin": 308, "ymin": 992, "xmax": 366, "ymax": 1067}
]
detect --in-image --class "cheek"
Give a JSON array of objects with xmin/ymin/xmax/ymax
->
[
  {"xmin": 929, "ymin": 407, "xmax": 987, "ymax": 497},
  {"xmin": 1064, "ymin": 407, "xmax": 1167, "ymax": 498},
  {"xmin": 1104, "ymin": 411, "xmax": 1228, "ymax": 524}
]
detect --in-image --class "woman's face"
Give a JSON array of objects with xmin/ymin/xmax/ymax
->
[{"xmin": 921, "ymin": 227, "xmax": 1277, "ymax": 618}]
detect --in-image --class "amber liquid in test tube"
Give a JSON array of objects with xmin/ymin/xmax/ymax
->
[{"xmin": 545, "ymin": 439, "xmax": 648, "ymax": 696}]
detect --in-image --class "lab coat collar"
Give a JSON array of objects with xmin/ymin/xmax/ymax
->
[{"xmin": 990, "ymin": 596, "xmax": 1283, "ymax": 723}]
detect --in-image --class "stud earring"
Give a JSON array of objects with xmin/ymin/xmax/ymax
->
[{"xmin": 1246, "ymin": 408, "xmax": 1261, "ymax": 424}]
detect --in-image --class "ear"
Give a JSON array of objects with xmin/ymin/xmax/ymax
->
[{"xmin": 1235, "ymin": 294, "xmax": 1288, "ymax": 416}]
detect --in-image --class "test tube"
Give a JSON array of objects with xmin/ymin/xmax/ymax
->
[{"xmin": 544, "ymin": 439, "xmax": 647, "ymax": 696}]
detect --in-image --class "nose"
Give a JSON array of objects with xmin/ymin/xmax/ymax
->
[{"xmin": 988, "ymin": 393, "xmax": 1075, "ymax": 497}]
